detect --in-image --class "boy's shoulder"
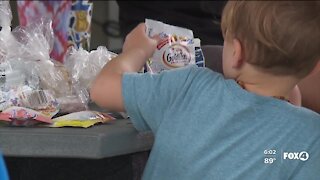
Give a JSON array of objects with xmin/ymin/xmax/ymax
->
[
  {"xmin": 277, "ymin": 105, "xmax": 320, "ymax": 136},
  {"xmin": 287, "ymin": 105, "xmax": 320, "ymax": 122}
]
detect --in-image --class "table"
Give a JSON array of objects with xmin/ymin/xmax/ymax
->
[
  {"xmin": 0, "ymin": 103, "xmax": 155, "ymax": 179},
  {"xmin": 0, "ymin": 115, "xmax": 154, "ymax": 179},
  {"xmin": 0, "ymin": 119, "xmax": 154, "ymax": 159}
]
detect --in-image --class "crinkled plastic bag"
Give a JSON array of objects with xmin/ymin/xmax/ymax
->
[
  {"xmin": 0, "ymin": 85, "xmax": 59, "ymax": 115},
  {"xmin": 65, "ymin": 46, "xmax": 117, "ymax": 90},
  {"xmin": 62, "ymin": 46, "xmax": 117, "ymax": 113},
  {"xmin": 10, "ymin": 18, "xmax": 72, "ymax": 98},
  {"xmin": 0, "ymin": 1, "xmax": 12, "ymax": 30},
  {"xmin": 0, "ymin": 4, "xmax": 91, "ymax": 114},
  {"xmin": 0, "ymin": 1, "xmax": 19, "ymax": 62},
  {"xmin": 12, "ymin": 18, "xmax": 89, "ymax": 113}
]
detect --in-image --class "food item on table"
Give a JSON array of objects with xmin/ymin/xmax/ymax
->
[
  {"xmin": 56, "ymin": 95, "xmax": 87, "ymax": 114},
  {"xmin": 0, "ymin": 86, "xmax": 59, "ymax": 116},
  {"xmin": 34, "ymin": 60, "xmax": 72, "ymax": 98},
  {"xmin": 48, "ymin": 111, "xmax": 115, "ymax": 128},
  {"xmin": 65, "ymin": 46, "xmax": 117, "ymax": 90},
  {"xmin": 0, "ymin": 106, "xmax": 54, "ymax": 126}
]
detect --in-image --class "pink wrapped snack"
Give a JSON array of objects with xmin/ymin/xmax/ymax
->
[{"xmin": 0, "ymin": 106, "xmax": 54, "ymax": 126}]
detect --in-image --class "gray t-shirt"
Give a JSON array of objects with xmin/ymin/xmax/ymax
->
[{"xmin": 123, "ymin": 66, "xmax": 320, "ymax": 180}]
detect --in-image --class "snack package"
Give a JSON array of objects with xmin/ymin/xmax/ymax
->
[
  {"xmin": 194, "ymin": 38, "xmax": 205, "ymax": 67},
  {"xmin": 145, "ymin": 19, "xmax": 196, "ymax": 73},
  {"xmin": 0, "ymin": 106, "xmax": 54, "ymax": 127},
  {"xmin": 0, "ymin": 86, "xmax": 59, "ymax": 116},
  {"xmin": 49, "ymin": 111, "xmax": 115, "ymax": 128}
]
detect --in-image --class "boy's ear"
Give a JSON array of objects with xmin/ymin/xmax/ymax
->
[{"xmin": 232, "ymin": 38, "xmax": 243, "ymax": 68}]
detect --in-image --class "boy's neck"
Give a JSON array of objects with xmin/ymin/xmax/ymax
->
[{"xmin": 235, "ymin": 64, "xmax": 299, "ymax": 99}]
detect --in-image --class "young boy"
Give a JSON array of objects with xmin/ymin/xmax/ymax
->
[{"xmin": 91, "ymin": 1, "xmax": 320, "ymax": 179}]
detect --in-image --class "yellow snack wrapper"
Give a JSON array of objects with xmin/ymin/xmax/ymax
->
[{"xmin": 49, "ymin": 111, "xmax": 115, "ymax": 128}]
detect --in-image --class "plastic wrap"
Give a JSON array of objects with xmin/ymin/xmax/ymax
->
[
  {"xmin": 56, "ymin": 82, "xmax": 89, "ymax": 114},
  {"xmin": 62, "ymin": 46, "xmax": 117, "ymax": 113},
  {"xmin": 0, "ymin": 1, "xmax": 13, "ymax": 45},
  {"xmin": 0, "ymin": 3, "xmax": 117, "ymax": 116},
  {"xmin": 10, "ymin": 19, "xmax": 72, "ymax": 98},
  {"xmin": 11, "ymin": 18, "xmax": 53, "ymax": 59},
  {"xmin": 0, "ymin": 1, "xmax": 18, "ymax": 62},
  {"xmin": 0, "ymin": 1, "xmax": 12, "ymax": 28},
  {"xmin": 65, "ymin": 46, "xmax": 117, "ymax": 90},
  {"xmin": 0, "ymin": 15, "xmax": 88, "ymax": 114}
]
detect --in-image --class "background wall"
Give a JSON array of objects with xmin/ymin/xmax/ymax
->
[{"xmin": 90, "ymin": 1, "xmax": 123, "ymax": 52}]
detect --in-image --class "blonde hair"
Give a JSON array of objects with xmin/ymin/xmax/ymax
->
[{"xmin": 221, "ymin": 1, "xmax": 320, "ymax": 78}]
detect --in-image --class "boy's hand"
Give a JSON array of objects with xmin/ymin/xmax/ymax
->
[
  {"xmin": 90, "ymin": 23, "xmax": 160, "ymax": 112},
  {"xmin": 122, "ymin": 23, "xmax": 159, "ymax": 60}
]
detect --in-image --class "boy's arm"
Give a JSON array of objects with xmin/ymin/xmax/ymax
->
[{"xmin": 90, "ymin": 23, "xmax": 158, "ymax": 112}]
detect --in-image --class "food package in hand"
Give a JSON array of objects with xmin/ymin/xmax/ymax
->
[{"xmin": 145, "ymin": 19, "xmax": 196, "ymax": 73}]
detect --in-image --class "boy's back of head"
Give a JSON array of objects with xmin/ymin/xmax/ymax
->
[{"xmin": 221, "ymin": 1, "xmax": 320, "ymax": 78}]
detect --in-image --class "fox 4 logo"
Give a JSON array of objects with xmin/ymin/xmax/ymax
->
[{"xmin": 283, "ymin": 151, "xmax": 309, "ymax": 161}]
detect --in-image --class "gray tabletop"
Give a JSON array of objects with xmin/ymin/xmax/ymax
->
[{"xmin": 0, "ymin": 119, "xmax": 154, "ymax": 159}]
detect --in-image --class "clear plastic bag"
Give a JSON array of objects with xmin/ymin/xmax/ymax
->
[
  {"xmin": 0, "ymin": 3, "xmax": 117, "ymax": 114},
  {"xmin": 0, "ymin": 1, "xmax": 12, "ymax": 29},
  {"xmin": 0, "ymin": 1, "xmax": 18, "ymax": 62},
  {"xmin": 0, "ymin": 16, "xmax": 77, "ymax": 113},
  {"xmin": 56, "ymin": 81, "xmax": 90, "ymax": 114},
  {"xmin": 11, "ymin": 18, "xmax": 54, "ymax": 61},
  {"xmin": 62, "ymin": 46, "xmax": 117, "ymax": 113},
  {"xmin": 10, "ymin": 18, "xmax": 67, "ymax": 93},
  {"xmin": 10, "ymin": 18, "xmax": 73, "ymax": 98},
  {"xmin": 65, "ymin": 46, "xmax": 117, "ymax": 90}
]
